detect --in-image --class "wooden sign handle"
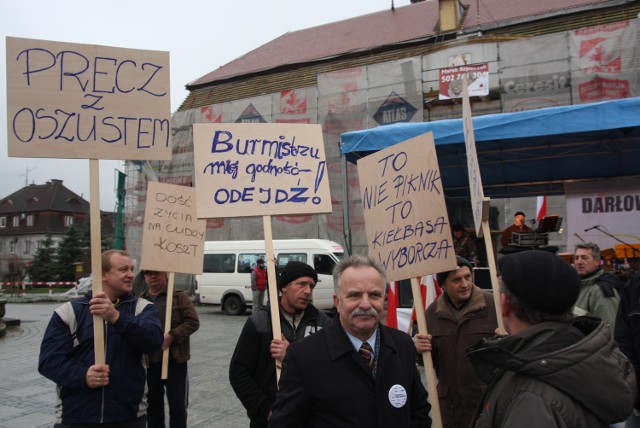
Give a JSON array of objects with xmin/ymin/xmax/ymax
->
[
  {"xmin": 161, "ymin": 272, "xmax": 175, "ymax": 379},
  {"xmin": 481, "ymin": 197, "xmax": 505, "ymax": 333},
  {"xmin": 263, "ymin": 216, "xmax": 283, "ymax": 382},
  {"xmin": 410, "ymin": 277, "xmax": 443, "ymax": 428},
  {"xmin": 90, "ymin": 159, "xmax": 105, "ymax": 365}
]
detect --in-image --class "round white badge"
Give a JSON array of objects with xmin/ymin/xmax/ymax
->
[{"xmin": 388, "ymin": 384, "xmax": 407, "ymax": 408}]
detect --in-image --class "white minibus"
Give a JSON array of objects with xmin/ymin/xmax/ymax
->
[{"xmin": 195, "ymin": 239, "xmax": 344, "ymax": 315}]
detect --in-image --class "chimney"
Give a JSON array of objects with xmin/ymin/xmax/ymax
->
[{"xmin": 439, "ymin": 0, "xmax": 461, "ymax": 32}]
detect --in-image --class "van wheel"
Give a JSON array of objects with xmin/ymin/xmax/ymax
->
[{"xmin": 223, "ymin": 295, "xmax": 245, "ymax": 315}]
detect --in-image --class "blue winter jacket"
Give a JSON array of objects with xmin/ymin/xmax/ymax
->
[{"xmin": 38, "ymin": 293, "xmax": 163, "ymax": 425}]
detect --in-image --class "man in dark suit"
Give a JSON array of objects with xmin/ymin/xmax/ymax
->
[{"xmin": 269, "ymin": 254, "xmax": 432, "ymax": 428}]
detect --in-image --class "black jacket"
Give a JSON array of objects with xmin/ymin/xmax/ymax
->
[
  {"xmin": 269, "ymin": 317, "xmax": 432, "ymax": 428},
  {"xmin": 615, "ymin": 272, "xmax": 640, "ymax": 410},
  {"xmin": 229, "ymin": 304, "xmax": 330, "ymax": 428}
]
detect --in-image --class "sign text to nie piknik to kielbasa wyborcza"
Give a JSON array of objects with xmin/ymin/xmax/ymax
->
[
  {"xmin": 357, "ymin": 132, "xmax": 457, "ymax": 282},
  {"xmin": 6, "ymin": 36, "xmax": 172, "ymax": 161}
]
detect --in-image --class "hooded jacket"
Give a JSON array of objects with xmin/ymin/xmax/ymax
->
[{"xmin": 465, "ymin": 317, "xmax": 636, "ymax": 427}]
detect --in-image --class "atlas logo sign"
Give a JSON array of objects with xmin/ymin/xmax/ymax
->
[{"xmin": 373, "ymin": 91, "xmax": 417, "ymax": 125}]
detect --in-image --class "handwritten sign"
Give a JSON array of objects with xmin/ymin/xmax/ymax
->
[
  {"xmin": 358, "ymin": 132, "xmax": 456, "ymax": 282},
  {"xmin": 192, "ymin": 123, "xmax": 332, "ymax": 218},
  {"xmin": 140, "ymin": 182, "xmax": 206, "ymax": 274},
  {"xmin": 462, "ymin": 79, "xmax": 485, "ymax": 235},
  {"xmin": 6, "ymin": 37, "xmax": 171, "ymax": 160}
]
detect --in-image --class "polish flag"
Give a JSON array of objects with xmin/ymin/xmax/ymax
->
[
  {"xmin": 536, "ymin": 196, "xmax": 547, "ymax": 222},
  {"xmin": 386, "ymin": 275, "xmax": 442, "ymax": 333}
]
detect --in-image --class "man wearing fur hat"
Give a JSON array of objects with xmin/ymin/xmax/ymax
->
[
  {"xmin": 466, "ymin": 250, "xmax": 635, "ymax": 427},
  {"xmin": 229, "ymin": 260, "xmax": 331, "ymax": 428},
  {"xmin": 413, "ymin": 255, "xmax": 498, "ymax": 428}
]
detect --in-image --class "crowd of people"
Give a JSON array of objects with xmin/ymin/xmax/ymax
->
[{"xmin": 37, "ymin": 243, "xmax": 640, "ymax": 427}]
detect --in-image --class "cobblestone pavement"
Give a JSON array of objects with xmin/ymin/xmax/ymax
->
[{"xmin": 0, "ymin": 301, "xmax": 251, "ymax": 428}]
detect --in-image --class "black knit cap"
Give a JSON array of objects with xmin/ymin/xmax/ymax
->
[
  {"xmin": 498, "ymin": 250, "xmax": 581, "ymax": 314},
  {"xmin": 436, "ymin": 256, "xmax": 473, "ymax": 286},
  {"xmin": 278, "ymin": 261, "xmax": 318, "ymax": 290}
]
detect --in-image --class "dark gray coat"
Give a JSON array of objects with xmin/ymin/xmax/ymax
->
[{"xmin": 466, "ymin": 318, "xmax": 636, "ymax": 427}]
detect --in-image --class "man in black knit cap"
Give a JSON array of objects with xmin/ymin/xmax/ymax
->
[
  {"xmin": 229, "ymin": 260, "xmax": 331, "ymax": 428},
  {"xmin": 466, "ymin": 250, "xmax": 635, "ymax": 427}
]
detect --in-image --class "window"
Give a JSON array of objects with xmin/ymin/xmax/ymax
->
[
  {"xmin": 203, "ymin": 254, "xmax": 236, "ymax": 273},
  {"xmin": 313, "ymin": 254, "xmax": 336, "ymax": 275},
  {"xmin": 24, "ymin": 240, "xmax": 31, "ymax": 254},
  {"xmin": 37, "ymin": 240, "xmax": 44, "ymax": 250},
  {"xmin": 27, "ymin": 215, "xmax": 34, "ymax": 227},
  {"xmin": 0, "ymin": 217, "xmax": 5, "ymax": 228},
  {"xmin": 12, "ymin": 216, "xmax": 20, "ymax": 227},
  {"xmin": 277, "ymin": 253, "xmax": 307, "ymax": 268},
  {"xmin": 9, "ymin": 241, "xmax": 16, "ymax": 253},
  {"xmin": 64, "ymin": 216, "xmax": 74, "ymax": 227},
  {"xmin": 238, "ymin": 253, "xmax": 267, "ymax": 273}
]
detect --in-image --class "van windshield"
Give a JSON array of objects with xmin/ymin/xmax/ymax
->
[{"xmin": 333, "ymin": 252, "xmax": 345, "ymax": 260}]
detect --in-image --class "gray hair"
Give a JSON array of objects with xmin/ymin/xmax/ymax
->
[
  {"xmin": 574, "ymin": 242, "xmax": 601, "ymax": 261},
  {"xmin": 332, "ymin": 254, "xmax": 387, "ymax": 295}
]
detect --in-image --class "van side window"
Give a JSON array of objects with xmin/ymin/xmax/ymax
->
[
  {"xmin": 313, "ymin": 254, "xmax": 335, "ymax": 275},
  {"xmin": 277, "ymin": 253, "xmax": 307, "ymax": 266},
  {"xmin": 204, "ymin": 254, "xmax": 236, "ymax": 273},
  {"xmin": 238, "ymin": 254, "xmax": 266, "ymax": 273}
]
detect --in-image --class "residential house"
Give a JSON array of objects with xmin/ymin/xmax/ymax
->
[{"xmin": 0, "ymin": 179, "xmax": 114, "ymax": 281}]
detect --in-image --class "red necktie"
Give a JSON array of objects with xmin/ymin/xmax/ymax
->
[{"xmin": 359, "ymin": 342, "xmax": 374, "ymax": 370}]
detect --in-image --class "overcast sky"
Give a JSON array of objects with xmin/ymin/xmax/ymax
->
[{"xmin": 1, "ymin": 0, "xmax": 403, "ymax": 210}]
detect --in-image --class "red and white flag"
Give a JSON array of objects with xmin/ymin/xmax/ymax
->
[
  {"xmin": 386, "ymin": 275, "xmax": 442, "ymax": 333},
  {"xmin": 536, "ymin": 196, "xmax": 547, "ymax": 222}
]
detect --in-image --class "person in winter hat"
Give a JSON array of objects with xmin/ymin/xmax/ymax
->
[{"xmin": 465, "ymin": 250, "xmax": 636, "ymax": 427}]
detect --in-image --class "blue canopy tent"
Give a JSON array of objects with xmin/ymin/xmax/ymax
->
[
  {"xmin": 339, "ymin": 97, "xmax": 640, "ymax": 252},
  {"xmin": 341, "ymin": 97, "xmax": 640, "ymax": 198}
]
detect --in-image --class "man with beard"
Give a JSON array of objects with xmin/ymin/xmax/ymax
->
[{"xmin": 269, "ymin": 254, "xmax": 431, "ymax": 427}]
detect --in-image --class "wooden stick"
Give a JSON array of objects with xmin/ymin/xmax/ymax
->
[
  {"xmin": 161, "ymin": 272, "xmax": 175, "ymax": 380},
  {"xmin": 481, "ymin": 197, "xmax": 505, "ymax": 332},
  {"xmin": 89, "ymin": 159, "xmax": 105, "ymax": 365},
  {"xmin": 410, "ymin": 276, "xmax": 443, "ymax": 428},
  {"xmin": 263, "ymin": 216, "xmax": 283, "ymax": 382}
]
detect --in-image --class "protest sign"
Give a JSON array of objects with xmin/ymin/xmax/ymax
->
[
  {"xmin": 6, "ymin": 36, "xmax": 171, "ymax": 160},
  {"xmin": 357, "ymin": 132, "xmax": 456, "ymax": 283},
  {"xmin": 192, "ymin": 123, "xmax": 331, "ymax": 218},
  {"xmin": 462, "ymin": 80, "xmax": 504, "ymax": 332},
  {"xmin": 140, "ymin": 181, "xmax": 206, "ymax": 275},
  {"xmin": 462, "ymin": 79, "xmax": 485, "ymax": 236}
]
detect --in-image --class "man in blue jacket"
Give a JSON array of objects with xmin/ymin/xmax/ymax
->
[{"xmin": 39, "ymin": 249, "xmax": 163, "ymax": 427}]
